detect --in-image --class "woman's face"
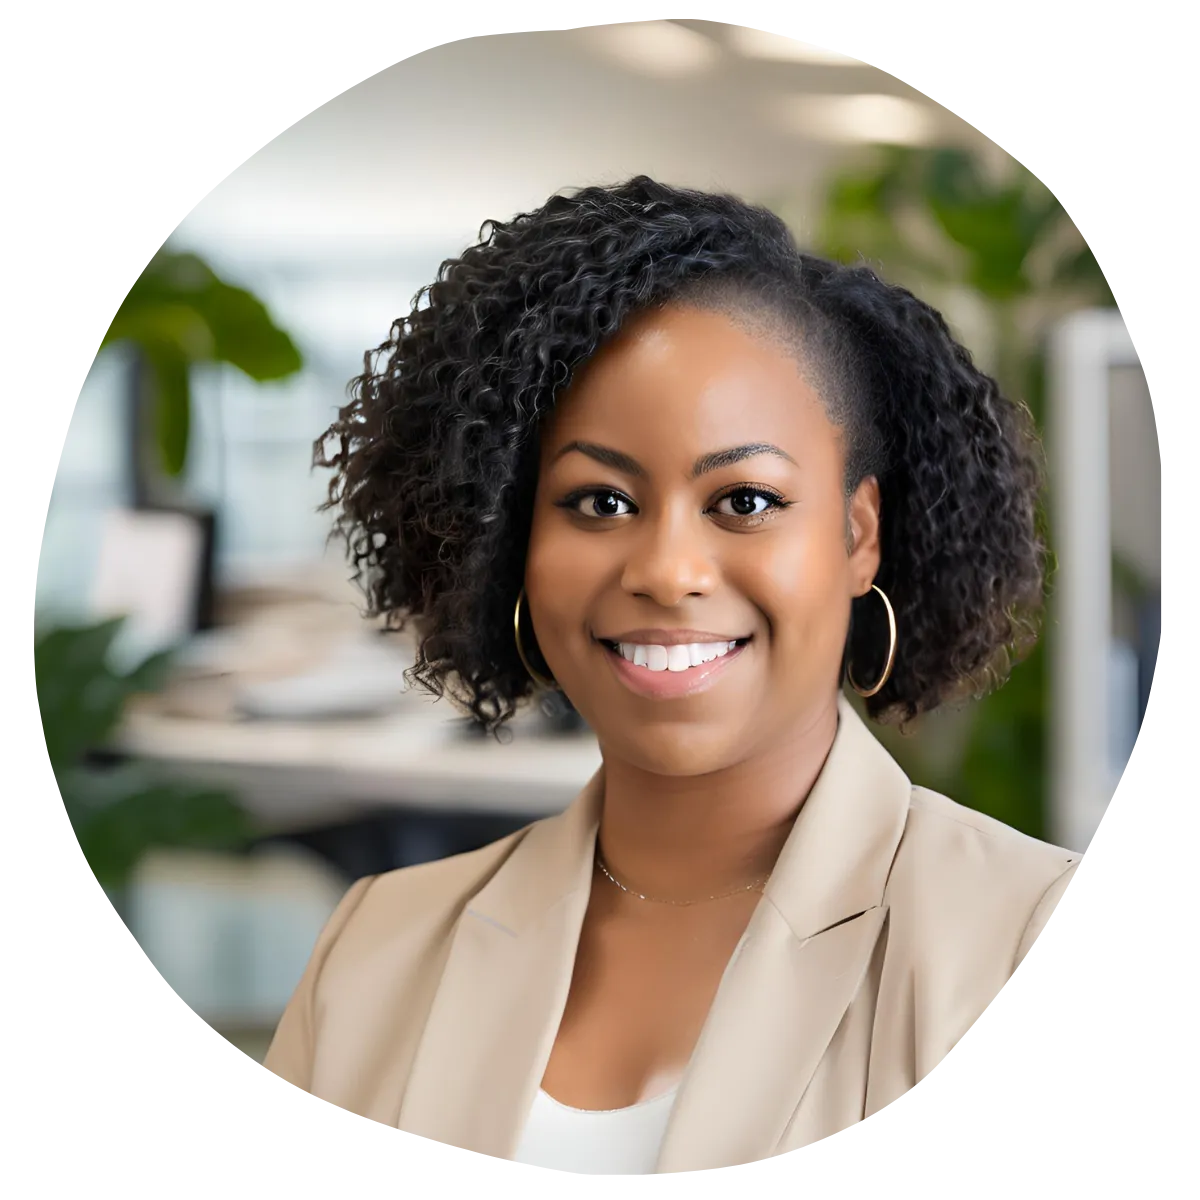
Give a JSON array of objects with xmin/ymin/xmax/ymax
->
[{"xmin": 526, "ymin": 303, "xmax": 881, "ymax": 777}]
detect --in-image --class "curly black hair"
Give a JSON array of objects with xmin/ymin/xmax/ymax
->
[{"xmin": 316, "ymin": 175, "xmax": 1046, "ymax": 732}]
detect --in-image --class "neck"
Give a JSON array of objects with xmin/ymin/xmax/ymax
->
[{"xmin": 595, "ymin": 694, "xmax": 841, "ymax": 899}]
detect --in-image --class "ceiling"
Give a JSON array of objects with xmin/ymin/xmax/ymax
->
[{"xmin": 174, "ymin": 20, "xmax": 996, "ymax": 274}]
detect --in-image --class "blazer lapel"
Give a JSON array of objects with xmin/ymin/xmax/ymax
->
[
  {"xmin": 655, "ymin": 696, "xmax": 910, "ymax": 1172},
  {"xmin": 395, "ymin": 767, "xmax": 604, "ymax": 1160}
]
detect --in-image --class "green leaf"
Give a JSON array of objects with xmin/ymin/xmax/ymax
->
[
  {"xmin": 921, "ymin": 149, "xmax": 1064, "ymax": 302},
  {"xmin": 35, "ymin": 617, "xmax": 176, "ymax": 770},
  {"xmin": 116, "ymin": 250, "xmax": 215, "ymax": 305},
  {"xmin": 953, "ymin": 644, "xmax": 1047, "ymax": 840},
  {"xmin": 35, "ymin": 618, "xmax": 131, "ymax": 769},
  {"xmin": 921, "ymin": 147, "xmax": 978, "ymax": 202},
  {"xmin": 38, "ymin": 615, "xmax": 256, "ymax": 890},
  {"xmin": 105, "ymin": 248, "xmax": 303, "ymax": 381},
  {"xmin": 103, "ymin": 301, "xmax": 215, "ymax": 361},
  {"xmin": 1053, "ymin": 242, "xmax": 1117, "ymax": 305},
  {"xmin": 1022, "ymin": 190, "xmax": 1067, "ymax": 257},
  {"xmin": 954, "ymin": 231, "xmax": 1033, "ymax": 300},
  {"xmin": 826, "ymin": 175, "xmax": 882, "ymax": 215},
  {"xmin": 60, "ymin": 765, "xmax": 253, "ymax": 889},
  {"xmin": 99, "ymin": 248, "xmax": 304, "ymax": 486},
  {"xmin": 35, "ymin": 616, "xmax": 124, "ymax": 679},
  {"xmin": 198, "ymin": 280, "xmax": 304, "ymax": 380},
  {"xmin": 818, "ymin": 147, "xmax": 958, "ymax": 285},
  {"xmin": 145, "ymin": 346, "xmax": 191, "ymax": 476},
  {"xmin": 124, "ymin": 648, "xmax": 176, "ymax": 695}
]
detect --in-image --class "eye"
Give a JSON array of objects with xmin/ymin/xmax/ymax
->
[
  {"xmin": 559, "ymin": 488, "xmax": 637, "ymax": 519},
  {"xmin": 555, "ymin": 485, "xmax": 789, "ymax": 522},
  {"xmin": 712, "ymin": 487, "xmax": 787, "ymax": 519}
]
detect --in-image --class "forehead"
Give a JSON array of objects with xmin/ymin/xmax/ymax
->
[{"xmin": 541, "ymin": 303, "xmax": 836, "ymax": 458}]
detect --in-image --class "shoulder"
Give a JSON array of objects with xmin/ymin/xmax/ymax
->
[
  {"xmin": 903, "ymin": 786, "xmax": 1079, "ymax": 875},
  {"xmin": 263, "ymin": 819, "xmax": 547, "ymax": 1094},
  {"xmin": 887, "ymin": 786, "xmax": 1081, "ymax": 969},
  {"xmin": 298, "ymin": 819, "xmax": 541, "ymax": 1031},
  {"xmin": 863, "ymin": 784, "xmax": 1081, "ymax": 1087},
  {"xmin": 336, "ymin": 821, "xmax": 536, "ymax": 948}
]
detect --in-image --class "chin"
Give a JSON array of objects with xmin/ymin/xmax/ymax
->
[{"xmin": 597, "ymin": 723, "xmax": 742, "ymax": 779}]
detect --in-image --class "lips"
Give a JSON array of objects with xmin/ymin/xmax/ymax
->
[{"xmin": 594, "ymin": 633, "xmax": 751, "ymax": 699}]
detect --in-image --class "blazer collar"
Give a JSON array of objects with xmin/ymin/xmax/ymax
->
[
  {"xmin": 394, "ymin": 768, "xmax": 602, "ymax": 1157},
  {"xmin": 760, "ymin": 692, "xmax": 911, "ymax": 941},
  {"xmin": 395, "ymin": 693, "xmax": 911, "ymax": 1170},
  {"xmin": 655, "ymin": 693, "xmax": 911, "ymax": 1170}
]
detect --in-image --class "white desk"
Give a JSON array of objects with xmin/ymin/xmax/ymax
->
[{"xmin": 118, "ymin": 694, "xmax": 602, "ymax": 833}]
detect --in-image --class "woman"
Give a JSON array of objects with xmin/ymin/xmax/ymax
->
[{"xmin": 263, "ymin": 176, "xmax": 1079, "ymax": 1174}]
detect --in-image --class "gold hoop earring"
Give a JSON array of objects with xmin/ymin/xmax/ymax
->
[
  {"xmin": 848, "ymin": 583, "xmax": 897, "ymax": 699},
  {"xmin": 514, "ymin": 588, "xmax": 557, "ymax": 690}
]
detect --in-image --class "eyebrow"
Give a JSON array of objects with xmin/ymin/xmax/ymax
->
[{"xmin": 552, "ymin": 440, "xmax": 798, "ymax": 479}]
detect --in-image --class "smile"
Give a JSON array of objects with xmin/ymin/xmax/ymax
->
[{"xmin": 594, "ymin": 635, "xmax": 751, "ymax": 699}]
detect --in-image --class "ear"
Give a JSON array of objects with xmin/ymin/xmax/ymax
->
[{"xmin": 846, "ymin": 475, "xmax": 882, "ymax": 597}]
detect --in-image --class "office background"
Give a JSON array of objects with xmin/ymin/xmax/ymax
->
[{"xmin": 35, "ymin": 22, "xmax": 1159, "ymax": 1062}]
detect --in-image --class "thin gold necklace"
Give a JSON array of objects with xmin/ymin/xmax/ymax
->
[{"xmin": 594, "ymin": 851, "xmax": 769, "ymax": 907}]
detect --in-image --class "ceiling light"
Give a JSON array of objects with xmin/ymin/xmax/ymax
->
[
  {"xmin": 726, "ymin": 27, "xmax": 864, "ymax": 65},
  {"xmin": 582, "ymin": 21, "xmax": 722, "ymax": 78},
  {"xmin": 774, "ymin": 93, "xmax": 938, "ymax": 145}
]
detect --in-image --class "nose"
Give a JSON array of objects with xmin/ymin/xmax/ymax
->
[{"xmin": 619, "ymin": 502, "xmax": 719, "ymax": 606}]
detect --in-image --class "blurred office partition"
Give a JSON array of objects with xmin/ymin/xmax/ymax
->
[{"xmin": 1048, "ymin": 309, "xmax": 1160, "ymax": 852}]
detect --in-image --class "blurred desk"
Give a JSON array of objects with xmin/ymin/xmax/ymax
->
[{"xmin": 118, "ymin": 695, "xmax": 602, "ymax": 835}]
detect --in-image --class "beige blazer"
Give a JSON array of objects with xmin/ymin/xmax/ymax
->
[{"xmin": 263, "ymin": 694, "xmax": 1078, "ymax": 1172}]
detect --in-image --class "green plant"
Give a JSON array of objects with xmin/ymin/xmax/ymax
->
[
  {"xmin": 40, "ymin": 251, "xmax": 300, "ymax": 888},
  {"xmin": 103, "ymin": 248, "xmax": 304, "ymax": 479},
  {"xmin": 36, "ymin": 616, "xmax": 253, "ymax": 890},
  {"xmin": 811, "ymin": 145, "xmax": 1117, "ymax": 839}
]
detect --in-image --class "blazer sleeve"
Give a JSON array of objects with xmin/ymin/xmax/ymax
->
[
  {"xmin": 1013, "ymin": 859, "xmax": 1080, "ymax": 970},
  {"xmin": 262, "ymin": 873, "xmax": 376, "ymax": 1090}
]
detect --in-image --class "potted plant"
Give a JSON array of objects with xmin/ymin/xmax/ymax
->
[{"xmin": 40, "ymin": 247, "xmax": 304, "ymax": 897}]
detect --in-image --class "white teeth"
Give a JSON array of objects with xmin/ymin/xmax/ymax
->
[
  {"xmin": 613, "ymin": 640, "xmax": 741, "ymax": 671},
  {"xmin": 688, "ymin": 642, "xmax": 722, "ymax": 666},
  {"xmin": 666, "ymin": 645, "xmax": 691, "ymax": 672}
]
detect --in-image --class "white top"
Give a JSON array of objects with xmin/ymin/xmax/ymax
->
[{"xmin": 511, "ymin": 1085, "xmax": 680, "ymax": 1174}]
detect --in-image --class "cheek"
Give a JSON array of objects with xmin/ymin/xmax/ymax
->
[
  {"xmin": 524, "ymin": 511, "xmax": 603, "ymax": 650},
  {"xmin": 744, "ymin": 520, "xmax": 853, "ymax": 649},
  {"xmin": 524, "ymin": 509, "xmax": 563, "ymax": 607}
]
